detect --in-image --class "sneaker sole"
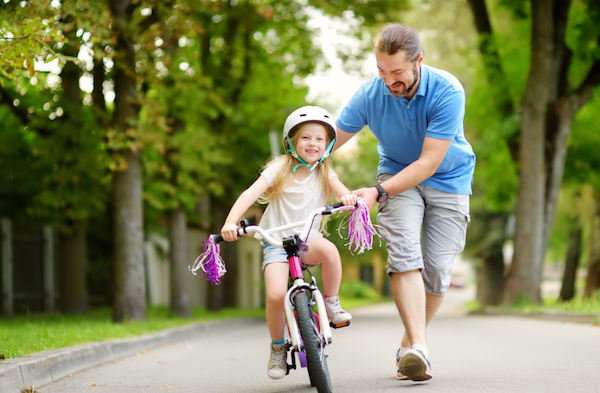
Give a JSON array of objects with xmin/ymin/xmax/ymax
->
[
  {"xmin": 399, "ymin": 352, "xmax": 432, "ymax": 381},
  {"xmin": 267, "ymin": 372, "xmax": 286, "ymax": 380},
  {"xmin": 396, "ymin": 372, "xmax": 410, "ymax": 380}
]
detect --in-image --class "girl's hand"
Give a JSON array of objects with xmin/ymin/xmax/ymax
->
[
  {"xmin": 221, "ymin": 222, "xmax": 240, "ymax": 242},
  {"xmin": 339, "ymin": 193, "xmax": 358, "ymax": 207}
]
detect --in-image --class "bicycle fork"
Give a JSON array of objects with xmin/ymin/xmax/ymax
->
[{"xmin": 284, "ymin": 280, "xmax": 333, "ymax": 351}]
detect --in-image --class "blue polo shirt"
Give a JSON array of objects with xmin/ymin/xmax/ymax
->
[{"xmin": 336, "ymin": 64, "xmax": 475, "ymax": 195}]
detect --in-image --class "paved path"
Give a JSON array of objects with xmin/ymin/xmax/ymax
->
[{"xmin": 33, "ymin": 287, "xmax": 600, "ymax": 393}]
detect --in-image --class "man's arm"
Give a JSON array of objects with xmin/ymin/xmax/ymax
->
[{"xmin": 352, "ymin": 136, "xmax": 452, "ymax": 210}]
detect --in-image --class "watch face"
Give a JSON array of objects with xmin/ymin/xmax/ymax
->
[{"xmin": 378, "ymin": 194, "xmax": 388, "ymax": 203}]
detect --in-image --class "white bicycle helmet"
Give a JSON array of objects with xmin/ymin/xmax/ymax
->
[{"xmin": 282, "ymin": 106, "xmax": 337, "ymax": 172}]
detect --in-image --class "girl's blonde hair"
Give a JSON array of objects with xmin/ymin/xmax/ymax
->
[{"xmin": 258, "ymin": 123, "xmax": 335, "ymax": 233}]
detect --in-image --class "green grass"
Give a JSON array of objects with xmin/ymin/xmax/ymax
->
[
  {"xmin": 341, "ymin": 296, "xmax": 392, "ymax": 310},
  {"xmin": 0, "ymin": 306, "xmax": 265, "ymax": 360},
  {"xmin": 466, "ymin": 290, "xmax": 600, "ymax": 321},
  {"xmin": 541, "ymin": 292, "xmax": 600, "ymax": 314}
]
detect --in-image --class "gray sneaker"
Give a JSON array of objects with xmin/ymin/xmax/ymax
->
[
  {"xmin": 399, "ymin": 349, "xmax": 433, "ymax": 381},
  {"xmin": 325, "ymin": 296, "xmax": 352, "ymax": 327},
  {"xmin": 267, "ymin": 343, "xmax": 287, "ymax": 379}
]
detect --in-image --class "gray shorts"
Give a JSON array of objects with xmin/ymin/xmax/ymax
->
[{"xmin": 377, "ymin": 174, "xmax": 471, "ymax": 296}]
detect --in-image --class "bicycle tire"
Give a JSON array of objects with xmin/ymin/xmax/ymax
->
[{"xmin": 294, "ymin": 291, "xmax": 332, "ymax": 393}]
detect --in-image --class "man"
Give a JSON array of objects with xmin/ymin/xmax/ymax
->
[{"xmin": 334, "ymin": 24, "xmax": 475, "ymax": 381}]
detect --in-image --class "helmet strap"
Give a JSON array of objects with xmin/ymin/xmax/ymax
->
[{"xmin": 285, "ymin": 137, "xmax": 336, "ymax": 173}]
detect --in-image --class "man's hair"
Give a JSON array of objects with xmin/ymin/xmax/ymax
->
[{"xmin": 374, "ymin": 24, "xmax": 422, "ymax": 62}]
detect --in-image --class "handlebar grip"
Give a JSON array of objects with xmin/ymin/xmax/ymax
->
[
  {"xmin": 212, "ymin": 227, "xmax": 244, "ymax": 243},
  {"xmin": 331, "ymin": 202, "xmax": 343, "ymax": 208}
]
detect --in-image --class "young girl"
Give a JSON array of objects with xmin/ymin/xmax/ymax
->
[{"xmin": 220, "ymin": 105, "xmax": 357, "ymax": 380}]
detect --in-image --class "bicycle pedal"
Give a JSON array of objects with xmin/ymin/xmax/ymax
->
[
  {"xmin": 286, "ymin": 363, "xmax": 295, "ymax": 375},
  {"xmin": 329, "ymin": 320, "xmax": 351, "ymax": 329}
]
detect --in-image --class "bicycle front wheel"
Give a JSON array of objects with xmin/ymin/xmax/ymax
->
[{"xmin": 294, "ymin": 291, "xmax": 332, "ymax": 393}]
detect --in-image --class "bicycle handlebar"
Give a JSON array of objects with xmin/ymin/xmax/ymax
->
[{"xmin": 213, "ymin": 202, "xmax": 353, "ymax": 247}]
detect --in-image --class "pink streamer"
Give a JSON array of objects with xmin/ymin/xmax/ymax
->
[
  {"xmin": 337, "ymin": 197, "xmax": 384, "ymax": 255},
  {"xmin": 189, "ymin": 236, "xmax": 227, "ymax": 285}
]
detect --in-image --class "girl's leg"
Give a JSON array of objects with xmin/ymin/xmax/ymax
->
[
  {"xmin": 303, "ymin": 237, "xmax": 342, "ymax": 297},
  {"xmin": 304, "ymin": 237, "xmax": 351, "ymax": 325},
  {"xmin": 264, "ymin": 262, "xmax": 290, "ymax": 341}
]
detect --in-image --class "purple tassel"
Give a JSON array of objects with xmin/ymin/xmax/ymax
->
[
  {"xmin": 337, "ymin": 197, "xmax": 384, "ymax": 255},
  {"xmin": 189, "ymin": 236, "xmax": 227, "ymax": 285}
]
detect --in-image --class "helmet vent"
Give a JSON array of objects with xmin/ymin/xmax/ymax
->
[{"xmin": 300, "ymin": 114, "xmax": 307, "ymax": 117}]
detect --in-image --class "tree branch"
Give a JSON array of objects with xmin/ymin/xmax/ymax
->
[
  {"xmin": 467, "ymin": 0, "xmax": 518, "ymax": 160},
  {"xmin": 466, "ymin": 0, "xmax": 507, "ymax": 88},
  {"xmin": 563, "ymin": 58, "xmax": 600, "ymax": 114}
]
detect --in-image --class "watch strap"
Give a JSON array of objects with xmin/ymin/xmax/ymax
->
[{"xmin": 373, "ymin": 184, "xmax": 387, "ymax": 202}]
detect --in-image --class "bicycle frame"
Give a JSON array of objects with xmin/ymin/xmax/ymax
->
[{"xmin": 283, "ymin": 245, "xmax": 332, "ymax": 350}]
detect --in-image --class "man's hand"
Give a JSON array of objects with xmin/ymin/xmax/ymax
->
[{"xmin": 352, "ymin": 187, "xmax": 379, "ymax": 210}]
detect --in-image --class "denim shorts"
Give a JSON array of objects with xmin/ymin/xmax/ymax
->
[
  {"xmin": 261, "ymin": 234, "xmax": 322, "ymax": 271},
  {"xmin": 376, "ymin": 174, "xmax": 471, "ymax": 296}
]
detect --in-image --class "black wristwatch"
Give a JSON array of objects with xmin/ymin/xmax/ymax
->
[{"xmin": 373, "ymin": 184, "xmax": 388, "ymax": 203}]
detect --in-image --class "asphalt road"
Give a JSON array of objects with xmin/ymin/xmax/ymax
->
[{"xmin": 37, "ymin": 287, "xmax": 600, "ymax": 393}]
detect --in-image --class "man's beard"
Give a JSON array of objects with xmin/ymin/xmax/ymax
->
[{"xmin": 388, "ymin": 65, "xmax": 419, "ymax": 98}]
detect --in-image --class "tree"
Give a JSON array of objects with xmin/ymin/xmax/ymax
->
[
  {"xmin": 563, "ymin": 95, "xmax": 600, "ymax": 299},
  {"xmin": 506, "ymin": 0, "xmax": 600, "ymax": 304},
  {"xmin": 1, "ymin": 1, "xmax": 109, "ymax": 314},
  {"xmin": 108, "ymin": 0, "xmax": 152, "ymax": 322},
  {"xmin": 466, "ymin": 0, "xmax": 520, "ymax": 305},
  {"xmin": 467, "ymin": 0, "xmax": 600, "ymax": 305}
]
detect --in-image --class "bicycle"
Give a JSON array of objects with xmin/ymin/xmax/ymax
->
[{"xmin": 204, "ymin": 202, "xmax": 355, "ymax": 393}]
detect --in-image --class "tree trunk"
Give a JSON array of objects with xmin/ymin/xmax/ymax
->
[
  {"xmin": 59, "ymin": 228, "xmax": 88, "ymax": 313},
  {"xmin": 221, "ymin": 238, "xmax": 239, "ymax": 308},
  {"xmin": 476, "ymin": 239, "xmax": 505, "ymax": 306},
  {"xmin": 109, "ymin": 0, "xmax": 146, "ymax": 322},
  {"xmin": 503, "ymin": 0, "xmax": 554, "ymax": 305},
  {"xmin": 206, "ymin": 195, "xmax": 239, "ymax": 311},
  {"xmin": 58, "ymin": 28, "xmax": 89, "ymax": 314},
  {"xmin": 112, "ymin": 150, "xmax": 145, "ymax": 321},
  {"xmin": 558, "ymin": 222, "xmax": 582, "ymax": 301},
  {"xmin": 468, "ymin": 211, "xmax": 508, "ymax": 306},
  {"xmin": 168, "ymin": 206, "xmax": 191, "ymax": 318},
  {"xmin": 584, "ymin": 214, "xmax": 600, "ymax": 299}
]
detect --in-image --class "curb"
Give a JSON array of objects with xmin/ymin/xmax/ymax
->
[
  {"xmin": 0, "ymin": 317, "xmax": 262, "ymax": 393},
  {"xmin": 469, "ymin": 308, "xmax": 600, "ymax": 325}
]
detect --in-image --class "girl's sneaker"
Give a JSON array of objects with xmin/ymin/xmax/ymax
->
[
  {"xmin": 325, "ymin": 296, "xmax": 352, "ymax": 327},
  {"xmin": 267, "ymin": 343, "xmax": 287, "ymax": 379}
]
